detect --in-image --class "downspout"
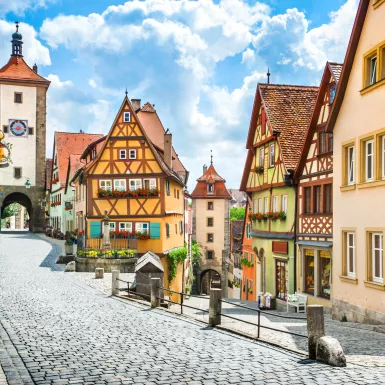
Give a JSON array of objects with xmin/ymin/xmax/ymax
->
[{"xmin": 293, "ymin": 182, "xmax": 298, "ymax": 295}]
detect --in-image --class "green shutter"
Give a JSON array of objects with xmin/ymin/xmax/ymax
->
[
  {"xmin": 90, "ymin": 222, "xmax": 101, "ymax": 238},
  {"xmin": 150, "ymin": 222, "xmax": 161, "ymax": 239}
]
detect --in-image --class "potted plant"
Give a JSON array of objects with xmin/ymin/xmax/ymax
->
[
  {"xmin": 65, "ymin": 238, "xmax": 74, "ymax": 255},
  {"xmin": 278, "ymin": 211, "xmax": 287, "ymax": 221}
]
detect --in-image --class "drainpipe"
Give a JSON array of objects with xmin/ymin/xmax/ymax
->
[{"xmin": 293, "ymin": 182, "xmax": 298, "ymax": 295}]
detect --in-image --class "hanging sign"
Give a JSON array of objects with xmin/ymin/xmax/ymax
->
[
  {"xmin": 0, "ymin": 130, "xmax": 12, "ymax": 168},
  {"xmin": 9, "ymin": 119, "xmax": 28, "ymax": 137}
]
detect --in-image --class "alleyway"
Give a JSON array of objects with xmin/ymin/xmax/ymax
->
[{"xmin": 0, "ymin": 233, "xmax": 384, "ymax": 384}]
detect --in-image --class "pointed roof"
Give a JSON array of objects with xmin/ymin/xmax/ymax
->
[
  {"xmin": 65, "ymin": 154, "xmax": 84, "ymax": 193},
  {"xmin": 328, "ymin": 62, "xmax": 343, "ymax": 83},
  {"xmin": 327, "ymin": 0, "xmax": 370, "ymax": 133},
  {"xmin": 191, "ymin": 164, "xmax": 231, "ymax": 199},
  {"xmin": 0, "ymin": 56, "xmax": 50, "ymax": 86},
  {"xmin": 135, "ymin": 251, "xmax": 164, "ymax": 272}
]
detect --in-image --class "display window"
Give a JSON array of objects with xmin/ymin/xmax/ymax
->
[{"xmin": 304, "ymin": 249, "xmax": 315, "ymax": 294}]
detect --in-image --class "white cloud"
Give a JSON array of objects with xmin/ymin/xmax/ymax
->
[
  {"xmin": 0, "ymin": 0, "xmax": 54, "ymax": 15},
  {"xmin": 241, "ymin": 47, "xmax": 256, "ymax": 66}
]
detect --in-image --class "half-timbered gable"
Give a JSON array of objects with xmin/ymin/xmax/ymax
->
[{"xmin": 240, "ymin": 83, "xmax": 318, "ymax": 303}]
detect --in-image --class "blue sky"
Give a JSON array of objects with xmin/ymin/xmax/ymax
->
[{"xmin": 0, "ymin": 0, "xmax": 359, "ymax": 190}]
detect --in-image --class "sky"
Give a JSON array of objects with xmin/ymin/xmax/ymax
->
[{"xmin": 0, "ymin": 0, "xmax": 359, "ymax": 190}]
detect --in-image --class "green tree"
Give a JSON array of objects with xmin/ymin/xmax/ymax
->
[
  {"xmin": 230, "ymin": 207, "xmax": 246, "ymax": 221},
  {"xmin": 1, "ymin": 203, "xmax": 19, "ymax": 219},
  {"xmin": 191, "ymin": 239, "xmax": 202, "ymax": 267}
]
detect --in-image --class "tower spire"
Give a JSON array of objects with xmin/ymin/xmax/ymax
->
[
  {"xmin": 125, "ymin": 87, "xmax": 128, "ymax": 97},
  {"xmin": 210, "ymin": 150, "xmax": 213, "ymax": 165},
  {"xmin": 11, "ymin": 21, "xmax": 23, "ymax": 57},
  {"xmin": 267, "ymin": 68, "xmax": 271, "ymax": 84}
]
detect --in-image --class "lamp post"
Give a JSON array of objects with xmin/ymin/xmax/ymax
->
[{"xmin": 102, "ymin": 209, "xmax": 111, "ymax": 249}]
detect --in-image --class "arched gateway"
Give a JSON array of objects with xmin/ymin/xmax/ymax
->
[{"xmin": 0, "ymin": 23, "xmax": 50, "ymax": 232}]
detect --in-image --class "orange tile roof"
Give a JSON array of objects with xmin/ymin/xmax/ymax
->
[
  {"xmin": 260, "ymin": 84, "xmax": 318, "ymax": 170},
  {"xmin": 0, "ymin": 56, "xmax": 50, "ymax": 85},
  {"xmin": 191, "ymin": 164, "xmax": 231, "ymax": 198},
  {"xmin": 328, "ymin": 62, "xmax": 343, "ymax": 83},
  {"xmin": 54, "ymin": 132, "xmax": 104, "ymax": 188}
]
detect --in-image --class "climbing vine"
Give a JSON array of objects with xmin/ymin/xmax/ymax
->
[{"xmin": 167, "ymin": 247, "xmax": 187, "ymax": 283}]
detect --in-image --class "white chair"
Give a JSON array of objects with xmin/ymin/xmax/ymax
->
[{"xmin": 287, "ymin": 292, "xmax": 307, "ymax": 313}]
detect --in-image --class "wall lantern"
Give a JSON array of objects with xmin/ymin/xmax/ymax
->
[{"xmin": 25, "ymin": 179, "xmax": 31, "ymax": 189}]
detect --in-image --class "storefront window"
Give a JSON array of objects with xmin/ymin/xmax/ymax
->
[
  {"xmin": 275, "ymin": 260, "xmax": 288, "ymax": 301},
  {"xmin": 304, "ymin": 249, "xmax": 315, "ymax": 294},
  {"xmin": 318, "ymin": 251, "xmax": 331, "ymax": 299}
]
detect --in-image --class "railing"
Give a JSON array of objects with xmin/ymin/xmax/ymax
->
[{"xmin": 115, "ymin": 278, "xmax": 150, "ymax": 301}]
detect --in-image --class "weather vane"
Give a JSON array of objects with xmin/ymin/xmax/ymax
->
[{"xmin": 210, "ymin": 150, "xmax": 213, "ymax": 165}]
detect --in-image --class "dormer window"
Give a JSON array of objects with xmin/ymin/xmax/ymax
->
[
  {"xmin": 123, "ymin": 112, "xmax": 131, "ymax": 122},
  {"xmin": 207, "ymin": 183, "xmax": 214, "ymax": 195},
  {"xmin": 329, "ymin": 83, "xmax": 336, "ymax": 104}
]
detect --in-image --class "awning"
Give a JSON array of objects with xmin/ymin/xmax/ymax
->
[
  {"xmin": 250, "ymin": 231, "xmax": 294, "ymax": 240},
  {"xmin": 296, "ymin": 240, "xmax": 333, "ymax": 248}
]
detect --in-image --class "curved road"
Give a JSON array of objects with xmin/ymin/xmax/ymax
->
[{"xmin": 0, "ymin": 233, "xmax": 384, "ymax": 385}]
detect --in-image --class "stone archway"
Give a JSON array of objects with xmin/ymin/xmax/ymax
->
[
  {"xmin": 200, "ymin": 269, "xmax": 221, "ymax": 295},
  {"xmin": 1, "ymin": 192, "xmax": 32, "ymax": 231}
]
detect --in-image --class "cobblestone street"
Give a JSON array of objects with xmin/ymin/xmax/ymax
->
[{"xmin": 1, "ymin": 234, "xmax": 385, "ymax": 384}]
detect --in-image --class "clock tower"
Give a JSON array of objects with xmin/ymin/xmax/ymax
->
[{"xmin": 0, "ymin": 23, "xmax": 50, "ymax": 232}]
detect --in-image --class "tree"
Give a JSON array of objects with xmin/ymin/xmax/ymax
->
[
  {"xmin": 230, "ymin": 207, "xmax": 245, "ymax": 221},
  {"xmin": 1, "ymin": 203, "xmax": 19, "ymax": 219}
]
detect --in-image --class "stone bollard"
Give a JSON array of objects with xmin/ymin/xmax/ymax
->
[
  {"xmin": 95, "ymin": 268, "xmax": 104, "ymax": 279},
  {"xmin": 209, "ymin": 288, "xmax": 222, "ymax": 326},
  {"xmin": 111, "ymin": 270, "xmax": 120, "ymax": 296},
  {"xmin": 307, "ymin": 305, "xmax": 325, "ymax": 360},
  {"xmin": 150, "ymin": 278, "xmax": 161, "ymax": 308}
]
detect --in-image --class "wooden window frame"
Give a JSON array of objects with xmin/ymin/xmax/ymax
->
[
  {"xmin": 370, "ymin": 232, "xmax": 383, "ymax": 284},
  {"xmin": 314, "ymin": 185, "xmax": 322, "ymax": 214},
  {"xmin": 28, "ymin": 127, "xmax": 34, "ymax": 135},
  {"xmin": 324, "ymin": 184, "xmax": 332, "ymax": 214},
  {"xmin": 119, "ymin": 149, "xmax": 127, "ymax": 159},
  {"xmin": 14, "ymin": 167, "xmax": 22, "ymax": 179},
  {"xmin": 3, "ymin": 125, "xmax": 8, "ymax": 133},
  {"xmin": 123, "ymin": 112, "xmax": 131, "ymax": 122},
  {"xmin": 269, "ymin": 143, "xmax": 275, "ymax": 168},
  {"xmin": 166, "ymin": 223, "xmax": 170, "ymax": 238},
  {"xmin": 207, "ymin": 217, "xmax": 214, "ymax": 227},
  {"xmin": 374, "ymin": 0, "xmax": 385, "ymax": 9},
  {"xmin": 14, "ymin": 92, "xmax": 23, "ymax": 104},
  {"xmin": 348, "ymin": 145, "xmax": 355, "ymax": 185},
  {"xmin": 207, "ymin": 233, "xmax": 214, "ymax": 243},
  {"xmin": 365, "ymin": 139, "xmax": 374, "ymax": 182},
  {"xmin": 304, "ymin": 187, "xmax": 312, "ymax": 214},
  {"xmin": 361, "ymin": 40, "xmax": 385, "ymax": 94},
  {"xmin": 207, "ymin": 201, "xmax": 213, "ymax": 210},
  {"xmin": 382, "ymin": 136, "xmax": 385, "ymax": 180},
  {"xmin": 207, "ymin": 250, "xmax": 214, "ymax": 260}
]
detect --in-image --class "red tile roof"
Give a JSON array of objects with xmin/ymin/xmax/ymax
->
[
  {"xmin": 54, "ymin": 132, "xmax": 104, "ymax": 188},
  {"xmin": 0, "ymin": 56, "xmax": 50, "ymax": 85},
  {"xmin": 328, "ymin": 62, "xmax": 343, "ymax": 83},
  {"xmin": 259, "ymin": 84, "xmax": 319, "ymax": 170},
  {"xmin": 191, "ymin": 164, "xmax": 231, "ymax": 198}
]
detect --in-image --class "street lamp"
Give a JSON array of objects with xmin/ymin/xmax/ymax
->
[{"xmin": 25, "ymin": 179, "xmax": 31, "ymax": 189}]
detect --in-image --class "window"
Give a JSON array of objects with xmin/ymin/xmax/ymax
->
[
  {"xmin": 259, "ymin": 147, "xmax": 264, "ymax": 167},
  {"xmin": 119, "ymin": 222, "xmax": 132, "ymax": 232},
  {"xmin": 114, "ymin": 179, "xmax": 126, "ymax": 191},
  {"xmin": 207, "ymin": 251, "xmax": 213, "ymax": 260},
  {"xmin": 371, "ymin": 233, "xmax": 383, "ymax": 283},
  {"xmin": 123, "ymin": 112, "xmax": 131, "ymax": 122},
  {"xmin": 382, "ymin": 136, "xmax": 385, "ymax": 180},
  {"xmin": 14, "ymin": 167, "xmax": 22, "ymax": 179},
  {"xmin": 99, "ymin": 180, "xmax": 112, "ymax": 191},
  {"xmin": 208, "ymin": 201, "xmax": 213, "ymax": 210},
  {"xmin": 136, "ymin": 222, "xmax": 149, "ymax": 234},
  {"xmin": 207, "ymin": 233, "xmax": 214, "ymax": 242},
  {"xmin": 14, "ymin": 92, "xmax": 22, "ymax": 103},
  {"xmin": 174, "ymin": 189, "xmax": 176, "ymax": 198},
  {"xmin": 319, "ymin": 132, "xmax": 327, "ymax": 154},
  {"xmin": 177, "ymin": 190, "xmax": 180, "ymax": 199},
  {"xmin": 272, "ymin": 196, "xmax": 278, "ymax": 212},
  {"xmin": 347, "ymin": 146, "xmax": 355, "ymax": 185},
  {"xmin": 281, "ymin": 195, "xmax": 287, "ymax": 213},
  {"xmin": 304, "ymin": 187, "xmax": 311, "ymax": 214},
  {"xmin": 258, "ymin": 198, "xmax": 263, "ymax": 213},
  {"xmin": 346, "ymin": 232, "xmax": 356, "ymax": 278},
  {"xmin": 261, "ymin": 112, "xmax": 266, "ymax": 136},
  {"xmin": 166, "ymin": 223, "xmax": 170, "ymax": 237},
  {"xmin": 166, "ymin": 180, "xmax": 170, "ymax": 196},
  {"xmin": 370, "ymin": 56, "xmax": 377, "ymax": 86},
  {"xmin": 264, "ymin": 197, "xmax": 269, "ymax": 213},
  {"xmin": 179, "ymin": 220, "xmax": 183, "ymax": 234},
  {"xmin": 329, "ymin": 83, "xmax": 337, "ymax": 104},
  {"xmin": 3, "ymin": 125, "xmax": 8, "ymax": 134},
  {"xmin": 119, "ymin": 150, "xmax": 127, "ymax": 159},
  {"xmin": 207, "ymin": 183, "xmax": 214, "ymax": 194},
  {"xmin": 365, "ymin": 140, "xmax": 374, "ymax": 181},
  {"xmin": 324, "ymin": 184, "xmax": 332, "ymax": 213},
  {"xmin": 144, "ymin": 179, "xmax": 156, "ymax": 190},
  {"xmin": 253, "ymin": 199, "xmax": 257, "ymax": 213},
  {"xmin": 129, "ymin": 179, "xmax": 142, "ymax": 190},
  {"xmin": 28, "ymin": 127, "xmax": 34, "ymax": 135},
  {"xmin": 207, "ymin": 218, "xmax": 214, "ymax": 227},
  {"xmin": 328, "ymin": 133, "xmax": 333, "ymax": 153},
  {"xmin": 109, "ymin": 222, "xmax": 116, "ymax": 231},
  {"xmin": 304, "ymin": 249, "xmax": 315, "ymax": 295},
  {"xmin": 318, "ymin": 251, "xmax": 331, "ymax": 299},
  {"xmin": 269, "ymin": 143, "xmax": 275, "ymax": 167},
  {"xmin": 314, "ymin": 186, "xmax": 321, "ymax": 213},
  {"xmin": 246, "ymin": 223, "xmax": 251, "ymax": 238},
  {"xmin": 129, "ymin": 149, "xmax": 136, "ymax": 159},
  {"xmin": 244, "ymin": 251, "xmax": 248, "ymax": 260}
]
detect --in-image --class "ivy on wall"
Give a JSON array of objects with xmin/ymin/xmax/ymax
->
[{"xmin": 167, "ymin": 247, "xmax": 187, "ymax": 283}]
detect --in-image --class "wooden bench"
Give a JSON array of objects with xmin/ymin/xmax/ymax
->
[{"xmin": 287, "ymin": 293, "xmax": 307, "ymax": 313}]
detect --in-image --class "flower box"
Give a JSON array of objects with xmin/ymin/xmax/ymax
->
[
  {"xmin": 98, "ymin": 188, "xmax": 159, "ymax": 199},
  {"xmin": 254, "ymin": 166, "xmax": 264, "ymax": 174}
]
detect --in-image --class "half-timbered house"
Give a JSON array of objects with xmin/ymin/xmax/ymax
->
[
  {"xmin": 240, "ymin": 84, "xmax": 318, "ymax": 307},
  {"xmin": 294, "ymin": 62, "xmax": 342, "ymax": 310}
]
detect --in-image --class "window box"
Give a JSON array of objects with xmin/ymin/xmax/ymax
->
[
  {"xmin": 97, "ymin": 188, "xmax": 159, "ymax": 198},
  {"xmin": 254, "ymin": 166, "xmax": 264, "ymax": 174}
]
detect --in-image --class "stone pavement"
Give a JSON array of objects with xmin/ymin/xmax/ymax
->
[
  {"xmin": 1, "ymin": 233, "xmax": 385, "ymax": 384},
  {"xmin": 0, "ymin": 366, "xmax": 7, "ymax": 385}
]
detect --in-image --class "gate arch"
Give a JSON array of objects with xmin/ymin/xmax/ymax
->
[
  {"xmin": 200, "ymin": 269, "xmax": 221, "ymax": 295},
  {"xmin": 1, "ymin": 192, "xmax": 32, "ymax": 231}
]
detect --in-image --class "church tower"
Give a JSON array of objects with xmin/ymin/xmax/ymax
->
[{"xmin": 0, "ymin": 23, "xmax": 50, "ymax": 232}]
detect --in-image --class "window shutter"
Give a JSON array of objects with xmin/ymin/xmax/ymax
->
[
  {"xmin": 150, "ymin": 222, "xmax": 161, "ymax": 239},
  {"xmin": 89, "ymin": 222, "xmax": 101, "ymax": 238}
]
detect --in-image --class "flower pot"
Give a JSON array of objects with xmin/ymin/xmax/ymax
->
[{"xmin": 65, "ymin": 244, "xmax": 74, "ymax": 255}]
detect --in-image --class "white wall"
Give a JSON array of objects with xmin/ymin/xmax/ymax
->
[{"xmin": 0, "ymin": 84, "xmax": 36, "ymax": 186}]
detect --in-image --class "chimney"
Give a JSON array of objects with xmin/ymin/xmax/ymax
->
[
  {"xmin": 164, "ymin": 132, "xmax": 172, "ymax": 169},
  {"xmin": 203, "ymin": 164, "xmax": 208, "ymax": 174},
  {"xmin": 33, "ymin": 63, "xmax": 38, "ymax": 73},
  {"xmin": 131, "ymin": 99, "xmax": 141, "ymax": 111}
]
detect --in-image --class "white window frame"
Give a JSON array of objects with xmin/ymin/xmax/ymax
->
[
  {"xmin": 382, "ymin": 136, "xmax": 385, "ymax": 180},
  {"xmin": 136, "ymin": 222, "xmax": 149, "ymax": 234},
  {"xmin": 119, "ymin": 222, "xmax": 132, "ymax": 232},
  {"xmin": 129, "ymin": 179, "xmax": 142, "ymax": 190},
  {"xmin": 281, "ymin": 195, "xmax": 288, "ymax": 213},
  {"xmin": 269, "ymin": 143, "xmax": 275, "ymax": 167},
  {"xmin": 109, "ymin": 222, "xmax": 116, "ymax": 231},
  {"xmin": 272, "ymin": 196, "xmax": 278, "ymax": 212},
  {"xmin": 264, "ymin": 197, "xmax": 269, "ymax": 213},
  {"xmin": 253, "ymin": 199, "xmax": 258, "ymax": 213},
  {"xmin": 365, "ymin": 140, "xmax": 374, "ymax": 182},
  {"xmin": 129, "ymin": 149, "xmax": 137, "ymax": 159},
  {"xmin": 207, "ymin": 183, "xmax": 214, "ymax": 194},
  {"xmin": 258, "ymin": 198, "xmax": 263, "ymax": 213},
  {"xmin": 370, "ymin": 56, "xmax": 377, "ymax": 86},
  {"xmin": 114, "ymin": 179, "xmax": 126, "ymax": 191},
  {"xmin": 347, "ymin": 232, "xmax": 355, "ymax": 278},
  {"xmin": 99, "ymin": 180, "xmax": 112, "ymax": 191},
  {"xmin": 119, "ymin": 149, "xmax": 127, "ymax": 159},
  {"xmin": 259, "ymin": 147, "xmax": 264, "ymax": 167},
  {"xmin": 348, "ymin": 146, "xmax": 355, "ymax": 185},
  {"xmin": 372, "ymin": 233, "xmax": 383, "ymax": 284},
  {"xmin": 123, "ymin": 112, "xmax": 131, "ymax": 122},
  {"xmin": 144, "ymin": 178, "xmax": 157, "ymax": 190}
]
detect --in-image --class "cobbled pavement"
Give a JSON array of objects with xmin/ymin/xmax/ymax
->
[{"xmin": 1, "ymin": 233, "xmax": 385, "ymax": 385}]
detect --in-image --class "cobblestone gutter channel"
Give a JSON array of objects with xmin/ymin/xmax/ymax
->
[{"xmin": 1, "ymin": 233, "xmax": 385, "ymax": 385}]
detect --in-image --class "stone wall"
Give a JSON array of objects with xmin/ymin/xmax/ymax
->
[
  {"xmin": 332, "ymin": 298, "xmax": 385, "ymax": 325},
  {"xmin": 75, "ymin": 257, "xmax": 138, "ymax": 273}
]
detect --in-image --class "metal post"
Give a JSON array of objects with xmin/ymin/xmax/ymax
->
[
  {"xmin": 112, "ymin": 270, "xmax": 120, "ymax": 296},
  {"xmin": 307, "ymin": 305, "xmax": 325, "ymax": 360},
  {"xmin": 209, "ymin": 288, "xmax": 222, "ymax": 326},
  {"xmin": 180, "ymin": 292, "xmax": 183, "ymax": 314},
  {"xmin": 257, "ymin": 310, "xmax": 260, "ymax": 339},
  {"xmin": 150, "ymin": 278, "xmax": 161, "ymax": 308}
]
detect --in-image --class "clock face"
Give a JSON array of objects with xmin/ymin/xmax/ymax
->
[{"xmin": 9, "ymin": 119, "xmax": 28, "ymax": 137}]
